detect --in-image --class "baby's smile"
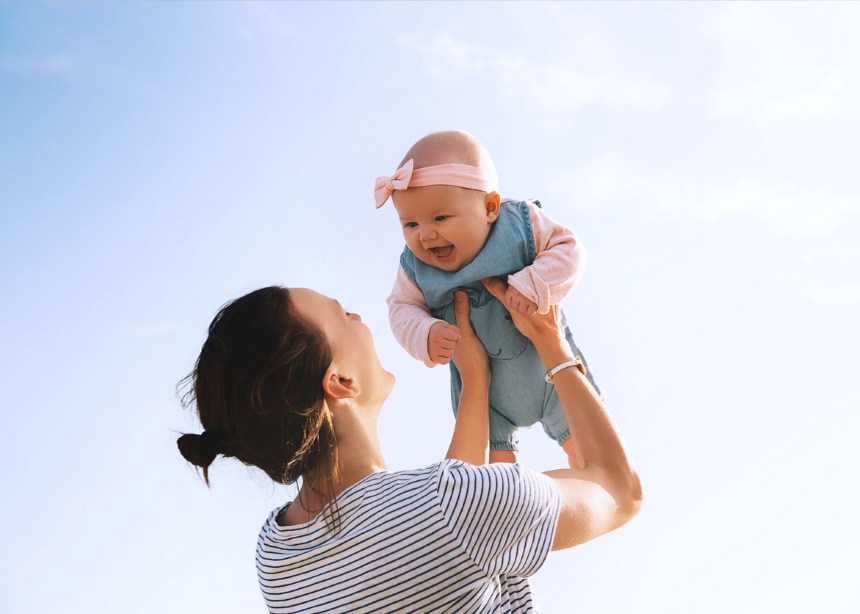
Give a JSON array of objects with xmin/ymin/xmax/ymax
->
[{"xmin": 428, "ymin": 245, "xmax": 455, "ymax": 262}]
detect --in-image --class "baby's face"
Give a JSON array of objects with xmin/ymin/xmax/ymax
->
[{"xmin": 392, "ymin": 185, "xmax": 498, "ymax": 272}]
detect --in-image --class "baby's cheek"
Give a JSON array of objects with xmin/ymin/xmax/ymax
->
[{"xmin": 404, "ymin": 233, "xmax": 420, "ymax": 250}]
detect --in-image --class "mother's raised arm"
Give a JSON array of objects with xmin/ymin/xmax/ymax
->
[
  {"xmin": 482, "ymin": 277, "xmax": 644, "ymax": 550},
  {"xmin": 444, "ymin": 291, "xmax": 491, "ymax": 466}
]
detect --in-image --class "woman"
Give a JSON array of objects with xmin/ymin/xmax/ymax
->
[{"xmin": 178, "ymin": 278, "xmax": 642, "ymax": 613}]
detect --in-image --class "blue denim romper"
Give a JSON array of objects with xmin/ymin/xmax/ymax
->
[{"xmin": 399, "ymin": 199, "xmax": 601, "ymax": 451}]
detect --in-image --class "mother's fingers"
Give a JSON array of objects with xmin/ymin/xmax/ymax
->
[
  {"xmin": 481, "ymin": 277, "xmax": 508, "ymax": 303},
  {"xmin": 453, "ymin": 291, "xmax": 473, "ymax": 333},
  {"xmin": 481, "ymin": 276, "xmax": 563, "ymax": 344}
]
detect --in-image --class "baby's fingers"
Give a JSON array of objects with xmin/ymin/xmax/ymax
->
[
  {"xmin": 439, "ymin": 325, "xmax": 460, "ymax": 342},
  {"xmin": 437, "ymin": 337, "xmax": 458, "ymax": 352},
  {"xmin": 438, "ymin": 344, "xmax": 455, "ymax": 359},
  {"xmin": 513, "ymin": 299, "xmax": 537, "ymax": 315},
  {"xmin": 431, "ymin": 349, "xmax": 453, "ymax": 365}
]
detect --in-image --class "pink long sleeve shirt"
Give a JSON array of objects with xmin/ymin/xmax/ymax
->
[{"xmin": 387, "ymin": 201, "xmax": 585, "ymax": 367}]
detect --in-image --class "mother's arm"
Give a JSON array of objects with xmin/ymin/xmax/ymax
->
[
  {"xmin": 444, "ymin": 291, "xmax": 490, "ymax": 466},
  {"xmin": 483, "ymin": 277, "xmax": 643, "ymax": 550}
]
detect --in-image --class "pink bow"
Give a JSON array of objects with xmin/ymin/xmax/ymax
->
[{"xmin": 374, "ymin": 159, "xmax": 414, "ymax": 208}]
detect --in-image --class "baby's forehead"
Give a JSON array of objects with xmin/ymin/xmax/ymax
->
[{"xmin": 393, "ymin": 185, "xmax": 485, "ymax": 213}]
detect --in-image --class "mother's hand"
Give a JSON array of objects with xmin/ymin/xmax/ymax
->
[
  {"xmin": 450, "ymin": 291, "xmax": 490, "ymax": 386},
  {"xmin": 481, "ymin": 277, "xmax": 568, "ymax": 359}
]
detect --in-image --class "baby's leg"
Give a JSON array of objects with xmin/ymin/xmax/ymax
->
[
  {"xmin": 543, "ymin": 386, "xmax": 585, "ymax": 468},
  {"xmin": 561, "ymin": 437, "xmax": 584, "ymax": 470},
  {"xmin": 489, "ymin": 406, "xmax": 519, "ymax": 464}
]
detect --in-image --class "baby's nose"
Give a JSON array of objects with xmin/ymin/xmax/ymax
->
[{"xmin": 420, "ymin": 227, "xmax": 437, "ymax": 240}]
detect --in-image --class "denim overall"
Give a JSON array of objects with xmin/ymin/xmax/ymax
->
[{"xmin": 400, "ymin": 199, "xmax": 601, "ymax": 451}]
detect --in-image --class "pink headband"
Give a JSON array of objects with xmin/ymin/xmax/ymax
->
[{"xmin": 374, "ymin": 158, "xmax": 499, "ymax": 208}]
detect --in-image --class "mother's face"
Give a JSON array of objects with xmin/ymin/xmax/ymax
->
[{"xmin": 289, "ymin": 288, "xmax": 394, "ymax": 405}]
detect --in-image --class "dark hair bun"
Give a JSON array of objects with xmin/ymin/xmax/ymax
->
[{"xmin": 177, "ymin": 428, "xmax": 233, "ymax": 484}]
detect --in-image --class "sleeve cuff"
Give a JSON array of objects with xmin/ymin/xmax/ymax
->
[
  {"xmin": 415, "ymin": 317, "xmax": 442, "ymax": 367},
  {"xmin": 507, "ymin": 270, "xmax": 551, "ymax": 314}
]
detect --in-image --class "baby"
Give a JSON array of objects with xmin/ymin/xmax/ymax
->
[{"xmin": 375, "ymin": 130, "xmax": 601, "ymax": 464}]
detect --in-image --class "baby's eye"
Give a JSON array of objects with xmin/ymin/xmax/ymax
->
[
  {"xmin": 434, "ymin": 215, "xmax": 449, "ymax": 222},
  {"xmin": 404, "ymin": 222, "xmax": 418, "ymax": 229}
]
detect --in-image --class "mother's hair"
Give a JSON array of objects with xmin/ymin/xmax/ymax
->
[{"xmin": 177, "ymin": 286, "xmax": 339, "ymax": 492}]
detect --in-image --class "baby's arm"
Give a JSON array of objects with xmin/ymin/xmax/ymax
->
[
  {"xmin": 387, "ymin": 267, "xmax": 460, "ymax": 367},
  {"xmin": 506, "ymin": 203, "xmax": 586, "ymax": 314}
]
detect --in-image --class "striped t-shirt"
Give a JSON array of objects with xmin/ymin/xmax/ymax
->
[{"xmin": 256, "ymin": 460, "xmax": 561, "ymax": 613}]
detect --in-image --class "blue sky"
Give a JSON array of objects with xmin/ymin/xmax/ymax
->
[{"xmin": 1, "ymin": 2, "xmax": 858, "ymax": 612}]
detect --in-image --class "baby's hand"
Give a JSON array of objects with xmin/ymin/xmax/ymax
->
[
  {"xmin": 504, "ymin": 285, "xmax": 538, "ymax": 315},
  {"xmin": 428, "ymin": 321, "xmax": 460, "ymax": 365}
]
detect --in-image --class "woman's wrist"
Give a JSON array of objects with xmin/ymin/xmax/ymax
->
[
  {"xmin": 459, "ymin": 374, "xmax": 491, "ymax": 393},
  {"xmin": 533, "ymin": 335, "xmax": 575, "ymax": 372}
]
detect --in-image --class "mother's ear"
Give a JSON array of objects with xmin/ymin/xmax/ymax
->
[
  {"xmin": 322, "ymin": 366, "xmax": 361, "ymax": 400},
  {"xmin": 485, "ymin": 191, "xmax": 501, "ymax": 223}
]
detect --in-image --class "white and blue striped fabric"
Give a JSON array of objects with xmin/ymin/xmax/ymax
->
[{"xmin": 256, "ymin": 460, "xmax": 560, "ymax": 613}]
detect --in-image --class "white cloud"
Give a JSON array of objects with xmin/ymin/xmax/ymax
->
[
  {"xmin": 759, "ymin": 68, "xmax": 847, "ymax": 121},
  {"xmin": 554, "ymin": 156, "xmax": 860, "ymax": 236},
  {"xmin": 706, "ymin": 3, "xmax": 860, "ymax": 121},
  {"xmin": 694, "ymin": 180, "xmax": 860, "ymax": 236},
  {"xmin": 397, "ymin": 33, "xmax": 484, "ymax": 72},
  {"xmin": 808, "ymin": 283, "xmax": 860, "ymax": 306},
  {"xmin": 552, "ymin": 155, "xmax": 694, "ymax": 213},
  {"xmin": 397, "ymin": 30, "xmax": 673, "ymax": 115},
  {"xmin": 501, "ymin": 64, "xmax": 673, "ymax": 113}
]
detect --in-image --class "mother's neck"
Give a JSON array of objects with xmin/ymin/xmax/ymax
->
[{"xmin": 295, "ymin": 396, "xmax": 388, "ymax": 518}]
